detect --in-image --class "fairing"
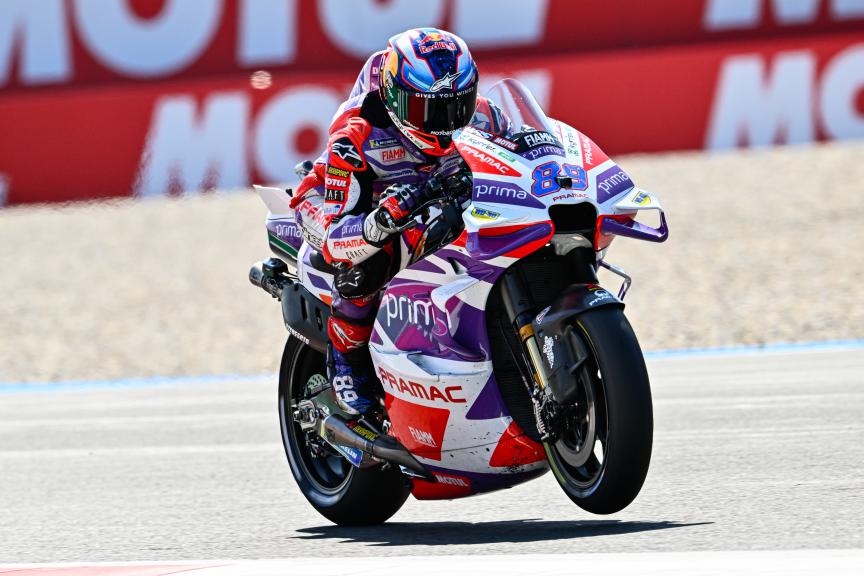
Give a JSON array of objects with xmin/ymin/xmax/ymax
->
[{"xmin": 265, "ymin": 80, "xmax": 667, "ymax": 500}]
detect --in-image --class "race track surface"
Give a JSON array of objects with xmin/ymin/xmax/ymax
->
[{"xmin": 2, "ymin": 347, "xmax": 862, "ymax": 563}]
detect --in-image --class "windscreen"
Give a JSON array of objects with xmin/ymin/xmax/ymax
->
[{"xmin": 484, "ymin": 78, "xmax": 556, "ymax": 135}]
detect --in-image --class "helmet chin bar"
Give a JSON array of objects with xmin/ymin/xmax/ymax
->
[{"xmin": 393, "ymin": 116, "xmax": 455, "ymax": 157}]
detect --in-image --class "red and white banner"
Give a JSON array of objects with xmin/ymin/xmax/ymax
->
[
  {"xmin": 3, "ymin": 0, "xmax": 864, "ymax": 91},
  {"xmin": 1, "ymin": 0, "xmax": 863, "ymax": 205}
]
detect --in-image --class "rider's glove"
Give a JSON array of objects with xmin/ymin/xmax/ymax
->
[
  {"xmin": 362, "ymin": 183, "xmax": 422, "ymax": 247},
  {"xmin": 378, "ymin": 183, "xmax": 421, "ymax": 227}
]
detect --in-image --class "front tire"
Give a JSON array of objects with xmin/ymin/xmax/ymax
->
[
  {"xmin": 277, "ymin": 337, "xmax": 411, "ymax": 525},
  {"xmin": 544, "ymin": 306, "xmax": 653, "ymax": 514}
]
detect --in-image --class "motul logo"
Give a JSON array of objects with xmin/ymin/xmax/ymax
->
[
  {"xmin": 434, "ymin": 474, "xmax": 469, "ymax": 487},
  {"xmin": 704, "ymin": 0, "xmax": 864, "ymax": 30},
  {"xmin": 706, "ymin": 45, "xmax": 864, "ymax": 149}
]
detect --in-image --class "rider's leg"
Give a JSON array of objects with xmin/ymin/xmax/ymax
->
[{"xmin": 326, "ymin": 247, "xmax": 396, "ymax": 415}]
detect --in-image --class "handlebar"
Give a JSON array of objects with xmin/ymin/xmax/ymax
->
[{"xmin": 375, "ymin": 171, "xmax": 472, "ymax": 235}]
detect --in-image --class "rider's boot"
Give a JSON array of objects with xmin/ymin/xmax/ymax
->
[{"xmin": 326, "ymin": 343, "xmax": 380, "ymax": 416}]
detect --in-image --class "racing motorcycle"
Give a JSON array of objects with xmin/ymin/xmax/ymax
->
[{"xmin": 249, "ymin": 79, "xmax": 668, "ymax": 525}]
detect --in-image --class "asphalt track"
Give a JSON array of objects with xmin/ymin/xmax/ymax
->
[{"xmin": 1, "ymin": 346, "xmax": 863, "ymax": 567}]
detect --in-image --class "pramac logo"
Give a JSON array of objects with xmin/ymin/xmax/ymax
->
[{"xmin": 457, "ymin": 144, "xmax": 521, "ymax": 177}]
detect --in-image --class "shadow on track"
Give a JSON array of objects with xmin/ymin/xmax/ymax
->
[{"xmin": 294, "ymin": 519, "xmax": 710, "ymax": 547}]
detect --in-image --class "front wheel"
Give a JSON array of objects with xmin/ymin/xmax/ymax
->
[
  {"xmin": 277, "ymin": 337, "xmax": 411, "ymax": 525},
  {"xmin": 544, "ymin": 306, "xmax": 653, "ymax": 514}
]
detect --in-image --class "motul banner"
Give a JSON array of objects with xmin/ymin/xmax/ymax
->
[
  {"xmin": 2, "ymin": 31, "xmax": 862, "ymax": 206},
  {"xmin": 2, "ymin": 0, "xmax": 863, "ymax": 91}
]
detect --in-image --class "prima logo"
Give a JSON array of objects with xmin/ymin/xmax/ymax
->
[
  {"xmin": 273, "ymin": 222, "xmax": 301, "ymax": 239},
  {"xmin": 598, "ymin": 170, "xmax": 631, "ymax": 193},
  {"xmin": 382, "ymin": 293, "xmax": 435, "ymax": 328},
  {"xmin": 475, "ymin": 183, "xmax": 527, "ymax": 200},
  {"xmin": 596, "ymin": 165, "xmax": 634, "ymax": 203}
]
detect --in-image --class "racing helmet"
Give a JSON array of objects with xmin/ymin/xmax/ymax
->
[{"xmin": 380, "ymin": 28, "xmax": 479, "ymax": 156}]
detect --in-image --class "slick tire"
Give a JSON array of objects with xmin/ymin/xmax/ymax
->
[
  {"xmin": 545, "ymin": 306, "xmax": 653, "ymax": 514},
  {"xmin": 278, "ymin": 337, "xmax": 411, "ymax": 526}
]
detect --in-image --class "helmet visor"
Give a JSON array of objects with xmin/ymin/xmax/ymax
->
[{"xmin": 386, "ymin": 82, "xmax": 478, "ymax": 137}]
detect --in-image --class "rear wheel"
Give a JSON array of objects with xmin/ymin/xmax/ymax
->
[
  {"xmin": 277, "ymin": 337, "xmax": 411, "ymax": 525},
  {"xmin": 544, "ymin": 306, "xmax": 653, "ymax": 514}
]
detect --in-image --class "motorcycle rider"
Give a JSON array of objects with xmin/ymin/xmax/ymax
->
[{"xmin": 290, "ymin": 28, "xmax": 509, "ymax": 417}]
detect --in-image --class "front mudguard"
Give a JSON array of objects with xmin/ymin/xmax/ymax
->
[{"xmin": 532, "ymin": 284, "xmax": 624, "ymax": 404}]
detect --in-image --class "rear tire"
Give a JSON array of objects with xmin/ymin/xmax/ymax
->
[
  {"xmin": 278, "ymin": 337, "xmax": 411, "ymax": 526},
  {"xmin": 545, "ymin": 306, "xmax": 653, "ymax": 514}
]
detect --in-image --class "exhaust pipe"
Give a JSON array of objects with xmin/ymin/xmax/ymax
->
[{"xmin": 321, "ymin": 414, "xmax": 436, "ymax": 481}]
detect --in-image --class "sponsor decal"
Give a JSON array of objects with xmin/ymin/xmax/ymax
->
[
  {"xmin": 272, "ymin": 222, "xmax": 301, "ymax": 240},
  {"xmin": 543, "ymin": 336, "xmax": 555, "ymax": 368},
  {"xmin": 580, "ymin": 133, "xmax": 594, "ymax": 165},
  {"xmin": 332, "ymin": 238, "xmax": 365, "ymax": 250},
  {"xmin": 469, "ymin": 128, "xmax": 494, "ymax": 139},
  {"xmin": 564, "ymin": 128, "xmax": 581, "ymax": 157},
  {"xmin": 286, "ymin": 325, "xmax": 310, "ymax": 345},
  {"xmin": 378, "ymin": 366, "xmax": 467, "ymax": 404},
  {"xmin": 381, "ymin": 147, "xmax": 406, "ymax": 163},
  {"xmin": 458, "ymin": 145, "xmax": 521, "ymax": 177},
  {"xmin": 434, "ymin": 473, "xmax": 469, "ymax": 487},
  {"xmin": 633, "ymin": 191, "xmax": 651, "ymax": 205},
  {"xmin": 325, "ymin": 176, "xmax": 347, "ymax": 188},
  {"xmin": 381, "ymin": 293, "xmax": 451, "ymax": 335},
  {"xmin": 492, "ymin": 136, "xmax": 518, "ymax": 151},
  {"xmin": 470, "ymin": 206, "xmax": 500, "ymax": 220},
  {"xmin": 535, "ymin": 305, "xmax": 551, "ymax": 323},
  {"xmin": 333, "ymin": 444, "xmax": 364, "ymax": 466},
  {"xmin": 521, "ymin": 130, "xmax": 559, "ymax": 148},
  {"xmin": 331, "ymin": 138, "xmax": 364, "ymax": 168},
  {"xmin": 596, "ymin": 165, "xmax": 634, "ymax": 203},
  {"xmin": 296, "ymin": 196, "xmax": 322, "ymax": 221},
  {"xmin": 337, "ymin": 220, "xmax": 364, "ymax": 236},
  {"xmin": 474, "ymin": 181, "xmax": 544, "ymax": 209},
  {"xmin": 524, "ymin": 145, "xmax": 565, "ymax": 160},
  {"xmin": 579, "ymin": 132, "xmax": 608, "ymax": 169},
  {"xmin": 346, "ymin": 420, "xmax": 378, "ymax": 442},
  {"xmin": 326, "ymin": 165, "xmax": 350, "ymax": 178},
  {"xmin": 332, "ymin": 374, "xmax": 359, "ymax": 406},
  {"xmin": 531, "ymin": 162, "xmax": 588, "ymax": 196},
  {"xmin": 408, "ymin": 426, "xmax": 438, "ymax": 448},
  {"xmin": 586, "ymin": 286, "xmax": 615, "ymax": 307},
  {"xmin": 417, "ymin": 164, "xmax": 436, "ymax": 173},
  {"xmin": 429, "ymin": 70, "xmax": 461, "ymax": 92},
  {"xmin": 369, "ymin": 137, "xmax": 400, "ymax": 149},
  {"xmin": 551, "ymin": 192, "xmax": 588, "ymax": 202},
  {"xmin": 325, "ymin": 189, "xmax": 345, "ymax": 202}
]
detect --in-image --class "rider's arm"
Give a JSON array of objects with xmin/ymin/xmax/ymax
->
[{"xmin": 320, "ymin": 117, "xmax": 384, "ymax": 268}]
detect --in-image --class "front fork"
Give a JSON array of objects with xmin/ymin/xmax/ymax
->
[{"xmin": 498, "ymin": 248, "xmax": 632, "ymax": 440}]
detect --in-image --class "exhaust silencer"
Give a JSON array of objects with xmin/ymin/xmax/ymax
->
[{"xmin": 321, "ymin": 414, "xmax": 436, "ymax": 481}]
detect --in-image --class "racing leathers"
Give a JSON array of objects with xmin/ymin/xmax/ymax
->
[{"xmin": 290, "ymin": 51, "xmax": 509, "ymax": 415}]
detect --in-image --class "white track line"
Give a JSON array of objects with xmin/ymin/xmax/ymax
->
[{"xmin": 3, "ymin": 550, "xmax": 863, "ymax": 575}]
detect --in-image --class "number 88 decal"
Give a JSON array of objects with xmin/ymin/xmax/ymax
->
[{"xmin": 531, "ymin": 161, "xmax": 588, "ymax": 196}]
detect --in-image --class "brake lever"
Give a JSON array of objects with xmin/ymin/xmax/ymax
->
[{"xmin": 376, "ymin": 196, "xmax": 451, "ymax": 235}]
